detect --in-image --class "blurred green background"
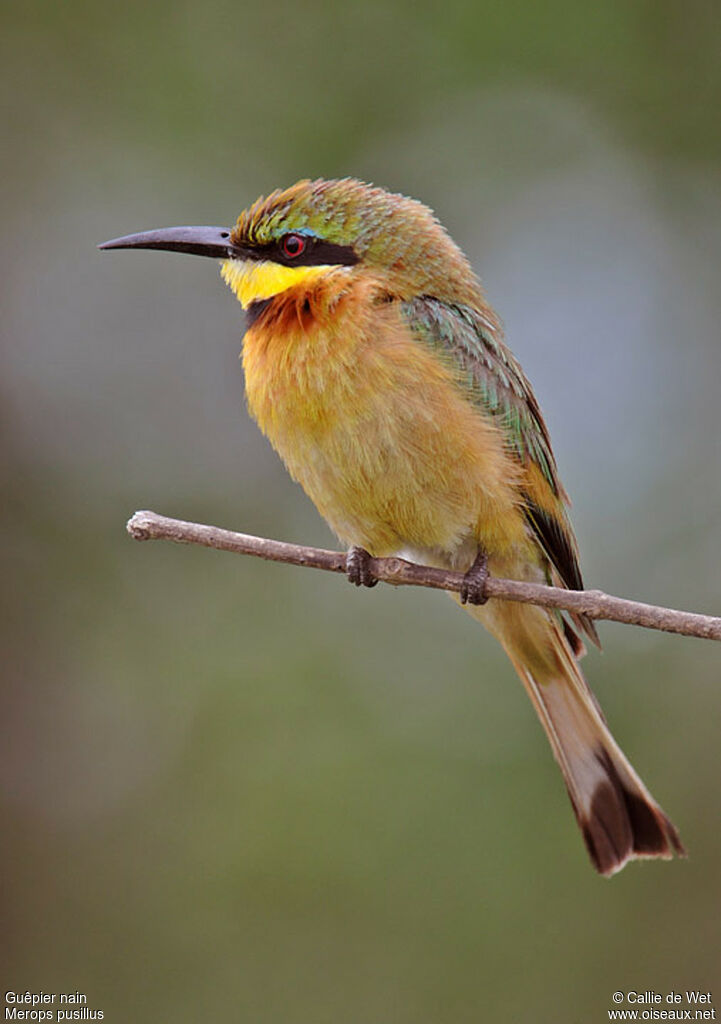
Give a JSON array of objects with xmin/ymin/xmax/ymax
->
[{"xmin": 2, "ymin": 1, "xmax": 720, "ymax": 1020}]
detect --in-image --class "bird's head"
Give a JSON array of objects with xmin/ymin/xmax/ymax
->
[{"xmin": 99, "ymin": 178, "xmax": 482, "ymax": 309}]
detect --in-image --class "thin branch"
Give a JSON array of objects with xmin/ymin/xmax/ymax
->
[{"xmin": 127, "ymin": 510, "xmax": 721, "ymax": 642}]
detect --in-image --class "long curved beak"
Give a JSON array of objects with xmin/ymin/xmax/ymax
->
[{"xmin": 98, "ymin": 225, "xmax": 234, "ymax": 259}]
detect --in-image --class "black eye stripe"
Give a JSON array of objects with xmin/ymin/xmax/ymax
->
[{"xmin": 238, "ymin": 236, "xmax": 359, "ymax": 268}]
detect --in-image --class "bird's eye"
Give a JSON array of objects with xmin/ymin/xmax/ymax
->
[{"xmin": 281, "ymin": 233, "xmax": 307, "ymax": 259}]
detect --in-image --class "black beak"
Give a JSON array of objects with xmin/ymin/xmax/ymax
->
[{"xmin": 98, "ymin": 225, "xmax": 234, "ymax": 259}]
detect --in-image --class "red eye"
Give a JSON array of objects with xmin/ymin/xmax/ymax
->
[{"xmin": 282, "ymin": 233, "xmax": 306, "ymax": 258}]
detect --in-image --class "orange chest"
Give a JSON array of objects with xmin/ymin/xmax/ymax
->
[
  {"xmin": 240, "ymin": 287, "xmax": 469, "ymax": 470},
  {"xmin": 240, "ymin": 286, "xmax": 523, "ymax": 555}
]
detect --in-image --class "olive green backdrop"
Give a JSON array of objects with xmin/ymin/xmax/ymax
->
[{"xmin": 2, "ymin": 1, "xmax": 720, "ymax": 1020}]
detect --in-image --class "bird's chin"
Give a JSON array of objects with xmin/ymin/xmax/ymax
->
[{"xmin": 220, "ymin": 258, "xmax": 333, "ymax": 309}]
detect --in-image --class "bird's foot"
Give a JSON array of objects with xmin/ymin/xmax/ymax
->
[
  {"xmin": 346, "ymin": 546, "xmax": 378, "ymax": 588},
  {"xmin": 460, "ymin": 550, "xmax": 489, "ymax": 605}
]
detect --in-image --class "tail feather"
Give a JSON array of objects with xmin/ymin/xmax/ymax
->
[{"xmin": 501, "ymin": 622, "xmax": 685, "ymax": 876}]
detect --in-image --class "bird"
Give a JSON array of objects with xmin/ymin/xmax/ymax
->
[{"xmin": 100, "ymin": 177, "xmax": 685, "ymax": 876}]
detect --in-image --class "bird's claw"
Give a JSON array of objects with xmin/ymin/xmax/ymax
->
[
  {"xmin": 346, "ymin": 546, "xmax": 378, "ymax": 588},
  {"xmin": 460, "ymin": 551, "xmax": 489, "ymax": 605}
]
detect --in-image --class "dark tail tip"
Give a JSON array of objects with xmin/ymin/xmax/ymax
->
[{"xmin": 581, "ymin": 751, "xmax": 686, "ymax": 877}]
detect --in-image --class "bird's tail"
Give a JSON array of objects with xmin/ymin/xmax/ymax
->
[{"xmin": 475, "ymin": 600, "xmax": 685, "ymax": 875}]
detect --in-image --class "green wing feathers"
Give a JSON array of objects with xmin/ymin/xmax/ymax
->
[
  {"xmin": 402, "ymin": 296, "xmax": 599, "ymax": 648},
  {"xmin": 402, "ymin": 297, "xmax": 561, "ymax": 491}
]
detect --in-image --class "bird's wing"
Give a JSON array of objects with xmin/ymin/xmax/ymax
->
[
  {"xmin": 402, "ymin": 295, "xmax": 599, "ymax": 648},
  {"xmin": 403, "ymin": 296, "xmax": 561, "ymax": 495}
]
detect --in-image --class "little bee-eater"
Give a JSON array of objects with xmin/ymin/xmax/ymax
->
[{"xmin": 101, "ymin": 178, "xmax": 685, "ymax": 876}]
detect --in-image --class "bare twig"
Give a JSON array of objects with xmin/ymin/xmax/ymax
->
[{"xmin": 127, "ymin": 510, "xmax": 721, "ymax": 642}]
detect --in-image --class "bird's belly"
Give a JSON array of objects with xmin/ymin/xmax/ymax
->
[
  {"xmin": 242, "ymin": 297, "xmax": 526, "ymax": 558},
  {"xmin": 281, "ymin": 428, "xmax": 483, "ymax": 556}
]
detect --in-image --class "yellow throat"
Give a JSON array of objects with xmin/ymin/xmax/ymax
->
[{"xmin": 221, "ymin": 258, "xmax": 333, "ymax": 308}]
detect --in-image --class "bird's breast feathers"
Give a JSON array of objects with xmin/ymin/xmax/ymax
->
[{"xmin": 239, "ymin": 273, "xmax": 527, "ymax": 558}]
